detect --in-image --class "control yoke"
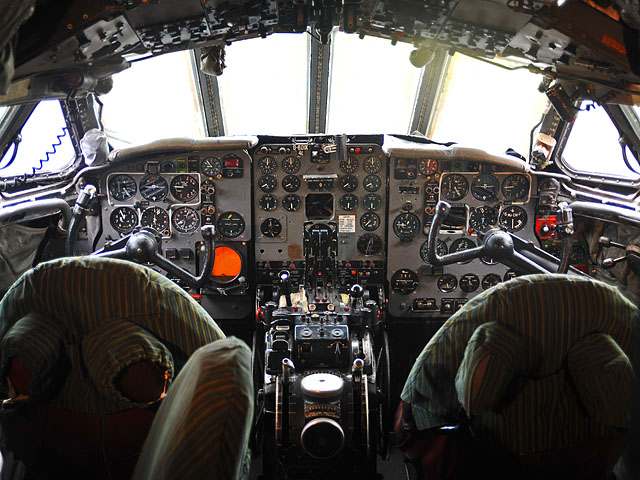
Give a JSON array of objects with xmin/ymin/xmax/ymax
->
[
  {"xmin": 94, "ymin": 226, "xmax": 217, "ymax": 288},
  {"xmin": 427, "ymin": 201, "xmax": 573, "ymax": 274}
]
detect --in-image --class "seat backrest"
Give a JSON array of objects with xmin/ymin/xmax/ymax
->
[
  {"xmin": 0, "ymin": 257, "xmax": 230, "ymax": 479},
  {"xmin": 402, "ymin": 274, "xmax": 639, "ymax": 455}
]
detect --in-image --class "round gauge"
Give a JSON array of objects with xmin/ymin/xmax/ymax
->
[
  {"xmin": 363, "ymin": 156, "xmax": 382, "ymax": 174},
  {"xmin": 498, "ymin": 205, "xmax": 528, "ymax": 232},
  {"xmin": 482, "ymin": 273, "xmax": 502, "ymax": 290},
  {"xmin": 258, "ymin": 175, "xmax": 277, "ymax": 193},
  {"xmin": 420, "ymin": 240, "xmax": 448, "ymax": 263},
  {"xmin": 110, "ymin": 207, "xmax": 138, "ymax": 233},
  {"xmin": 339, "ymin": 194, "xmax": 358, "ymax": 211},
  {"xmin": 501, "ymin": 174, "xmax": 530, "ymax": 201},
  {"xmin": 391, "ymin": 269, "xmax": 419, "ymax": 295},
  {"xmin": 418, "ymin": 158, "xmax": 438, "ymax": 176},
  {"xmin": 471, "ymin": 174, "xmax": 499, "ymax": 201},
  {"xmin": 201, "ymin": 157, "xmax": 223, "ymax": 177},
  {"xmin": 108, "ymin": 174, "xmax": 137, "ymax": 201},
  {"xmin": 258, "ymin": 156, "xmax": 278, "ymax": 174},
  {"xmin": 281, "ymin": 156, "xmax": 301, "ymax": 174},
  {"xmin": 340, "ymin": 175, "xmax": 358, "ymax": 192},
  {"xmin": 363, "ymin": 193, "xmax": 381, "ymax": 211},
  {"xmin": 282, "ymin": 194, "xmax": 301, "ymax": 212},
  {"xmin": 140, "ymin": 175, "xmax": 169, "ymax": 202},
  {"xmin": 459, "ymin": 273, "xmax": 480, "ymax": 293},
  {"xmin": 259, "ymin": 194, "xmax": 278, "ymax": 211},
  {"xmin": 437, "ymin": 274, "xmax": 458, "ymax": 293},
  {"xmin": 363, "ymin": 175, "xmax": 382, "ymax": 192},
  {"xmin": 141, "ymin": 206, "xmax": 170, "ymax": 232},
  {"xmin": 360, "ymin": 212, "xmax": 380, "ymax": 231},
  {"xmin": 217, "ymin": 211, "xmax": 245, "ymax": 238},
  {"xmin": 340, "ymin": 156, "xmax": 359, "ymax": 174},
  {"xmin": 260, "ymin": 218, "xmax": 282, "ymax": 238},
  {"xmin": 450, "ymin": 237, "xmax": 477, "ymax": 264},
  {"xmin": 441, "ymin": 174, "xmax": 469, "ymax": 201},
  {"xmin": 504, "ymin": 270, "xmax": 517, "ymax": 282},
  {"xmin": 481, "ymin": 256, "xmax": 498, "ymax": 266},
  {"xmin": 172, "ymin": 207, "xmax": 200, "ymax": 234},
  {"xmin": 392, "ymin": 212, "xmax": 420, "ymax": 241},
  {"xmin": 469, "ymin": 206, "xmax": 498, "ymax": 233},
  {"xmin": 282, "ymin": 175, "xmax": 301, "ymax": 193},
  {"xmin": 170, "ymin": 174, "xmax": 198, "ymax": 202},
  {"xmin": 357, "ymin": 233, "xmax": 383, "ymax": 256}
]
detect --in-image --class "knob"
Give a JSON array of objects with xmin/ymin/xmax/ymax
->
[{"xmin": 350, "ymin": 284, "xmax": 364, "ymax": 299}]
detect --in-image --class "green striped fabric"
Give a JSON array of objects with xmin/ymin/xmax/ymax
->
[
  {"xmin": 0, "ymin": 257, "xmax": 225, "ymax": 414},
  {"xmin": 401, "ymin": 274, "xmax": 639, "ymax": 454},
  {"xmin": 133, "ymin": 337, "xmax": 254, "ymax": 480}
]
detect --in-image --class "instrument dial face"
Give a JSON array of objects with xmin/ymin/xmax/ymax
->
[
  {"xmin": 459, "ymin": 273, "xmax": 480, "ymax": 293},
  {"xmin": 391, "ymin": 269, "xmax": 419, "ymax": 295},
  {"xmin": 217, "ymin": 211, "xmax": 245, "ymax": 238},
  {"xmin": 450, "ymin": 237, "xmax": 476, "ymax": 264},
  {"xmin": 437, "ymin": 274, "xmax": 458, "ymax": 293},
  {"xmin": 469, "ymin": 206, "xmax": 498, "ymax": 233},
  {"xmin": 420, "ymin": 239, "xmax": 448, "ymax": 263},
  {"xmin": 339, "ymin": 193, "xmax": 358, "ymax": 211},
  {"xmin": 258, "ymin": 175, "xmax": 277, "ymax": 193},
  {"xmin": 393, "ymin": 212, "xmax": 420, "ymax": 241},
  {"xmin": 340, "ymin": 156, "xmax": 358, "ymax": 174},
  {"xmin": 363, "ymin": 175, "xmax": 382, "ymax": 192},
  {"xmin": 170, "ymin": 174, "xmax": 198, "ymax": 202},
  {"xmin": 108, "ymin": 174, "xmax": 137, "ymax": 201},
  {"xmin": 363, "ymin": 193, "xmax": 381, "ymax": 210},
  {"xmin": 441, "ymin": 174, "xmax": 469, "ymax": 201},
  {"xmin": 498, "ymin": 205, "xmax": 528, "ymax": 232},
  {"xmin": 140, "ymin": 175, "xmax": 169, "ymax": 202},
  {"xmin": 340, "ymin": 175, "xmax": 358, "ymax": 192},
  {"xmin": 259, "ymin": 194, "xmax": 278, "ymax": 211},
  {"xmin": 282, "ymin": 194, "xmax": 301, "ymax": 212},
  {"xmin": 110, "ymin": 207, "xmax": 138, "ymax": 233},
  {"xmin": 258, "ymin": 156, "xmax": 278, "ymax": 174},
  {"xmin": 172, "ymin": 206, "xmax": 200, "ymax": 234},
  {"xmin": 141, "ymin": 206, "xmax": 169, "ymax": 232},
  {"xmin": 501, "ymin": 174, "xmax": 530, "ymax": 201},
  {"xmin": 357, "ymin": 233, "xmax": 383, "ymax": 255},
  {"xmin": 363, "ymin": 156, "xmax": 382, "ymax": 174},
  {"xmin": 260, "ymin": 217, "xmax": 282, "ymax": 238},
  {"xmin": 360, "ymin": 212, "xmax": 381, "ymax": 231},
  {"xmin": 471, "ymin": 174, "xmax": 499, "ymax": 201},
  {"xmin": 418, "ymin": 158, "xmax": 438, "ymax": 176},
  {"xmin": 282, "ymin": 175, "xmax": 301, "ymax": 192},
  {"xmin": 281, "ymin": 156, "xmax": 301, "ymax": 174},
  {"xmin": 201, "ymin": 157, "xmax": 222, "ymax": 177},
  {"xmin": 482, "ymin": 273, "xmax": 502, "ymax": 290}
]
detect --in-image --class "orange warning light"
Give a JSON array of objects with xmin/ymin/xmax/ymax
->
[{"xmin": 211, "ymin": 246, "xmax": 242, "ymax": 282}]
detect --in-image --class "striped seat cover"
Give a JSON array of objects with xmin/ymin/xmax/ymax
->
[
  {"xmin": 0, "ymin": 256, "xmax": 224, "ymax": 413},
  {"xmin": 401, "ymin": 274, "xmax": 640, "ymax": 454}
]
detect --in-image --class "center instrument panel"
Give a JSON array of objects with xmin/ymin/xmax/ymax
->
[{"xmin": 85, "ymin": 135, "xmax": 576, "ymax": 319}]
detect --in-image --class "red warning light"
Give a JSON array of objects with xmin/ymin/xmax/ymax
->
[{"xmin": 224, "ymin": 157, "xmax": 239, "ymax": 168}]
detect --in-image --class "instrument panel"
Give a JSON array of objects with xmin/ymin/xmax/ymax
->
[{"xmin": 84, "ymin": 135, "xmax": 571, "ymax": 320}]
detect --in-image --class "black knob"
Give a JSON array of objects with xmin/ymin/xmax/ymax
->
[{"xmin": 350, "ymin": 284, "xmax": 364, "ymax": 299}]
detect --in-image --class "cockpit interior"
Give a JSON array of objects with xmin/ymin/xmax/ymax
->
[{"xmin": 1, "ymin": 1, "xmax": 640, "ymax": 479}]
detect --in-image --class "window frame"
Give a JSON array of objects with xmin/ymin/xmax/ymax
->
[{"xmin": 554, "ymin": 102, "xmax": 640, "ymax": 188}]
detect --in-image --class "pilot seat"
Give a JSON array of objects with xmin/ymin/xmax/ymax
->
[
  {"xmin": 396, "ymin": 274, "xmax": 639, "ymax": 480},
  {"xmin": 0, "ymin": 256, "xmax": 253, "ymax": 480}
]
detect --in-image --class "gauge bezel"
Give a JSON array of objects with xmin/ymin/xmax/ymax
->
[
  {"xmin": 139, "ymin": 174, "xmax": 169, "ymax": 202},
  {"xmin": 360, "ymin": 212, "xmax": 381, "ymax": 231},
  {"xmin": 440, "ymin": 174, "xmax": 469, "ymax": 201},
  {"xmin": 340, "ymin": 156, "xmax": 359, "ymax": 174},
  {"xmin": 108, "ymin": 174, "xmax": 137, "ymax": 202},
  {"xmin": 392, "ymin": 212, "xmax": 420, "ymax": 241},
  {"xmin": 201, "ymin": 157, "xmax": 223, "ymax": 177},
  {"xmin": 469, "ymin": 205, "xmax": 498, "ymax": 233},
  {"xmin": 339, "ymin": 175, "xmax": 358, "ymax": 192},
  {"xmin": 260, "ymin": 217, "xmax": 283, "ymax": 238},
  {"xmin": 216, "ymin": 211, "xmax": 246, "ymax": 238},
  {"xmin": 363, "ymin": 175, "xmax": 381, "ymax": 192},
  {"xmin": 281, "ymin": 156, "xmax": 301, "ymax": 174},
  {"xmin": 110, "ymin": 206, "xmax": 138, "ymax": 233},
  {"xmin": 437, "ymin": 274, "xmax": 458, "ymax": 293},
  {"xmin": 171, "ymin": 206, "xmax": 200, "ymax": 234},
  {"xmin": 140, "ymin": 206, "xmax": 170, "ymax": 234},
  {"xmin": 501, "ymin": 173, "xmax": 530, "ymax": 201},
  {"xmin": 282, "ymin": 175, "xmax": 301, "ymax": 193},
  {"xmin": 282, "ymin": 194, "xmax": 301, "ymax": 212},
  {"xmin": 363, "ymin": 156, "xmax": 382, "ymax": 174},
  {"xmin": 259, "ymin": 194, "xmax": 278, "ymax": 211},
  {"xmin": 258, "ymin": 156, "xmax": 278, "ymax": 174},
  {"xmin": 170, "ymin": 174, "xmax": 199, "ymax": 203},
  {"xmin": 470, "ymin": 174, "xmax": 499, "ymax": 201},
  {"xmin": 258, "ymin": 174, "xmax": 278, "ymax": 193},
  {"xmin": 339, "ymin": 193, "xmax": 358, "ymax": 211},
  {"xmin": 498, "ymin": 205, "xmax": 528, "ymax": 232}
]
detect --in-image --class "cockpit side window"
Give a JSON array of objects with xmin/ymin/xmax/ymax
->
[
  {"xmin": 559, "ymin": 103, "xmax": 640, "ymax": 182},
  {"xmin": 0, "ymin": 100, "xmax": 75, "ymax": 178},
  {"xmin": 99, "ymin": 51, "xmax": 207, "ymax": 149}
]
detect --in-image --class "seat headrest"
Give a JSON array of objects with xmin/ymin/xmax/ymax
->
[
  {"xmin": 567, "ymin": 333, "xmax": 633, "ymax": 428},
  {"xmin": 455, "ymin": 322, "xmax": 524, "ymax": 416}
]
